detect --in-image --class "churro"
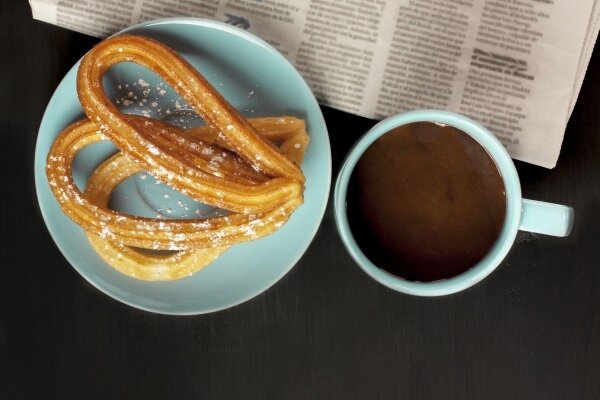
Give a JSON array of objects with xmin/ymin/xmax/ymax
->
[{"xmin": 46, "ymin": 35, "xmax": 308, "ymax": 280}]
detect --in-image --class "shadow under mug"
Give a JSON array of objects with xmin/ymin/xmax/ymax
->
[{"xmin": 334, "ymin": 110, "xmax": 574, "ymax": 296}]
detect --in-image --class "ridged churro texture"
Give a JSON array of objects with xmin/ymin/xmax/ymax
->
[{"xmin": 46, "ymin": 35, "xmax": 308, "ymax": 280}]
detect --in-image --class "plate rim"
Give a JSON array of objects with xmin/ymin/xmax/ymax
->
[{"xmin": 34, "ymin": 17, "xmax": 332, "ymax": 315}]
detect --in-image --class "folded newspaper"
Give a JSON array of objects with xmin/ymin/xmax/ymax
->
[{"xmin": 30, "ymin": 0, "xmax": 600, "ymax": 168}]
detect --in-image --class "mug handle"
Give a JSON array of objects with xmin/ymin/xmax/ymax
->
[{"xmin": 519, "ymin": 199, "xmax": 574, "ymax": 237}]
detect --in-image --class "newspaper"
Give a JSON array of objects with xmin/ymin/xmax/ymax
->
[{"xmin": 30, "ymin": 0, "xmax": 600, "ymax": 168}]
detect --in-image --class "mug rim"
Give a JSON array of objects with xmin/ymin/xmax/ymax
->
[{"xmin": 333, "ymin": 110, "xmax": 522, "ymax": 296}]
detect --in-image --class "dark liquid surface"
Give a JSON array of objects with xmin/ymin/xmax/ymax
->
[{"xmin": 346, "ymin": 122, "xmax": 506, "ymax": 282}]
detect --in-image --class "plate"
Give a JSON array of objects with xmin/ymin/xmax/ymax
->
[{"xmin": 34, "ymin": 18, "xmax": 331, "ymax": 315}]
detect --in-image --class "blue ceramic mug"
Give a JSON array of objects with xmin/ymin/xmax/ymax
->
[{"xmin": 334, "ymin": 110, "xmax": 574, "ymax": 296}]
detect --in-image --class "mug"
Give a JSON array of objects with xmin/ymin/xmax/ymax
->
[{"xmin": 334, "ymin": 110, "xmax": 574, "ymax": 296}]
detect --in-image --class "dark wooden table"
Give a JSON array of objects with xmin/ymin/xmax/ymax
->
[{"xmin": 1, "ymin": 2, "xmax": 599, "ymax": 399}]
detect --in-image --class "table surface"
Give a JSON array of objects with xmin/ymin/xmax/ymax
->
[{"xmin": 2, "ymin": 2, "xmax": 599, "ymax": 399}]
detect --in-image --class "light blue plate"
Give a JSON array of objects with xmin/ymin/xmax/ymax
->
[{"xmin": 34, "ymin": 18, "xmax": 331, "ymax": 315}]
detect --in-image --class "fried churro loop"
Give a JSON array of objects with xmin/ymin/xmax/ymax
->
[
  {"xmin": 46, "ymin": 35, "xmax": 309, "ymax": 280},
  {"xmin": 78, "ymin": 35, "xmax": 303, "ymax": 213}
]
